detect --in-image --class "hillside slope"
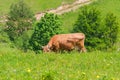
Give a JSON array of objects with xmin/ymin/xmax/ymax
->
[
  {"xmin": 61, "ymin": 0, "xmax": 120, "ymax": 34},
  {"xmin": 35, "ymin": 0, "xmax": 91, "ymax": 20},
  {"xmin": 0, "ymin": 0, "xmax": 75, "ymax": 16}
]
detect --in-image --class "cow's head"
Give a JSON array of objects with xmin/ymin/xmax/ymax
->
[{"xmin": 42, "ymin": 45, "xmax": 51, "ymax": 52}]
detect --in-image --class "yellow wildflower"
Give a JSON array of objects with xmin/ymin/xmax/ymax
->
[
  {"xmin": 27, "ymin": 68, "xmax": 31, "ymax": 73},
  {"xmin": 111, "ymin": 78, "xmax": 115, "ymax": 80},
  {"xmin": 96, "ymin": 75, "xmax": 100, "ymax": 78}
]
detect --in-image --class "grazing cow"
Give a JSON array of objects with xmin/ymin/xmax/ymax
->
[{"xmin": 42, "ymin": 33, "xmax": 86, "ymax": 53}]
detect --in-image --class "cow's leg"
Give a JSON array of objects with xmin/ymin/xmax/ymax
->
[
  {"xmin": 77, "ymin": 46, "xmax": 86, "ymax": 53},
  {"xmin": 78, "ymin": 39, "xmax": 86, "ymax": 53},
  {"xmin": 81, "ymin": 47, "xmax": 86, "ymax": 52}
]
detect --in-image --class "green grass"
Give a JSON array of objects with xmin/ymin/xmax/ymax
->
[
  {"xmin": 60, "ymin": 11, "xmax": 79, "ymax": 33},
  {"xmin": 92, "ymin": 0, "xmax": 120, "ymax": 18},
  {"xmin": 0, "ymin": 0, "xmax": 75, "ymax": 16},
  {"xmin": 0, "ymin": 0, "xmax": 120, "ymax": 79},
  {"xmin": 0, "ymin": 50, "xmax": 120, "ymax": 80}
]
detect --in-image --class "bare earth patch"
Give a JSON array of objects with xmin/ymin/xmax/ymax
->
[
  {"xmin": 35, "ymin": 0, "xmax": 92, "ymax": 20},
  {"xmin": 0, "ymin": 0, "xmax": 92, "ymax": 22}
]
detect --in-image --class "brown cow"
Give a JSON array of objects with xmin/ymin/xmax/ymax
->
[{"xmin": 42, "ymin": 33, "xmax": 86, "ymax": 53}]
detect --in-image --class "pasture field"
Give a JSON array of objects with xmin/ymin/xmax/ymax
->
[
  {"xmin": 0, "ymin": 48, "xmax": 120, "ymax": 80},
  {"xmin": 0, "ymin": 0, "xmax": 75, "ymax": 16},
  {"xmin": 0, "ymin": 0, "xmax": 120, "ymax": 79}
]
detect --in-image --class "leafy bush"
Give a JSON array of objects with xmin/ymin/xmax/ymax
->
[
  {"xmin": 103, "ymin": 13, "xmax": 119, "ymax": 49},
  {"xmin": 5, "ymin": 0, "xmax": 35, "ymax": 50},
  {"xmin": 0, "ymin": 26, "xmax": 10, "ymax": 43},
  {"xmin": 73, "ymin": 7, "xmax": 103, "ymax": 50},
  {"xmin": 73, "ymin": 7, "xmax": 119, "ymax": 51},
  {"xmin": 29, "ymin": 13, "xmax": 62, "ymax": 52}
]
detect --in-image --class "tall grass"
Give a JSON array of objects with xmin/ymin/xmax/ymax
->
[
  {"xmin": 0, "ymin": 51, "xmax": 120, "ymax": 80},
  {"xmin": 0, "ymin": 0, "xmax": 120, "ymax": 79}
]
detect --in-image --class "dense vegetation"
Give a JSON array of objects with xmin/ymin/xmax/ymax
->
[
  {"xmin": 29, "ymin": 13, "xmax": 62, "ymax": 52},
  {"xmin": 5, "ymin": 0, "xmax": 35, "ymax": 51},
  {"xmin": 3, "ymin": 0, "xmax": 119, "ymax": 52},
  {"xmin": 0, "ymin": 0, "xmax": 120, "ymax": 79},
  {"xmin": 73, "ymin": 8, "xmax": 119, "ymax": 51}
]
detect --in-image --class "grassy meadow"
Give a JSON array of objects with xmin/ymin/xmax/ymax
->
[
  {"xmin": 0, "ymin": 0, "xmax": 120, "ymax": 79},
  {"xmin": 0, "ymin": 50, "xmax": 120, "ymax": 80}
]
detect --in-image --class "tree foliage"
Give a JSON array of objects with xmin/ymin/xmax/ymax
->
[
  {"xmin": 5, "ymin": 0, "xmax": 34, "ymax": 50},
  {"xmin": 103, "ymin": 13, "xmax": 119, "ymax": 49},
  {"xmin": 73, "ymin": 7, "xmax": 119, "ymax": 51},
  {"xmin": 73, "ymin": 7, "xmax": 103, "ymax": 50},
  {"xmin": 29, "ymin": 13, "xmax": 62, "ymax": 52}
]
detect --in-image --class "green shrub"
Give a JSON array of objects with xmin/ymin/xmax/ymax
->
[
  {"xmin": 73, "ymin": 7, "xmax": 119, "ymax": 51},
  {"xmin": 29, "ymin": 13, "xmax": 62, "ymax": 52},
  {"xmin": 0, "ymin": 26, "xmax": 10, "ymax": 43},
  {"xmin": 5, "ymin": 0, "xmax": 35, "ymax": 50},
  {"xmin": 103, "ymin": 13, "xmax": 119, "ymax": 50},
  {"xmin": 73, "ymin": 7, "xmax": 104, "ymax": 51}
]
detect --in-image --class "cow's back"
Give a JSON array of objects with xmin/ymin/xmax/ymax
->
[
  {"xmin": 52, "ymin": 33, "xmax": 85, "ymax": 41},
  {"xmin": 49, "ymin": 33, "xmax": 85, "ymax": 51}
]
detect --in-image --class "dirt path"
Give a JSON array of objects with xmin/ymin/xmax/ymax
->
[
  {"xmin": 35, "ymin": 0, "xmax": 92, "ymax": 20},
  {"xmin": 0, "ymin": 0, "xmax": 92, "ymax": 23}
]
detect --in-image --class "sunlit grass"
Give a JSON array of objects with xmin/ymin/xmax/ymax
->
[
  {"xmin": 0, "ymin": 0, "xmax": 120, "ymax": 79},
  {"xmin": 0, "ymin": 49, "xmax": 120, "ymax": 79},
  {"xmin": 0, "ymin": 0, "xmax": 75, "ymax": 15}
]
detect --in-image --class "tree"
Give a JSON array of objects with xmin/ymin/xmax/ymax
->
[
  {"xmin": 73, "ymin": 7, "xmax": 105, "ymax": 51},
  {"xmin": 5, "ymin": 0, "xmax": 35, "ymax": 50},
  {"xmin": 29, "ymin": 13, "xmax": 62, "ymax": 52},
  {"xmin": 73, "ymin": 7, "xmax": 119, "ymax": 51},
  {"xmin": 104, "ymin": 13, "xmax": 119, "ymax": 49}
]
